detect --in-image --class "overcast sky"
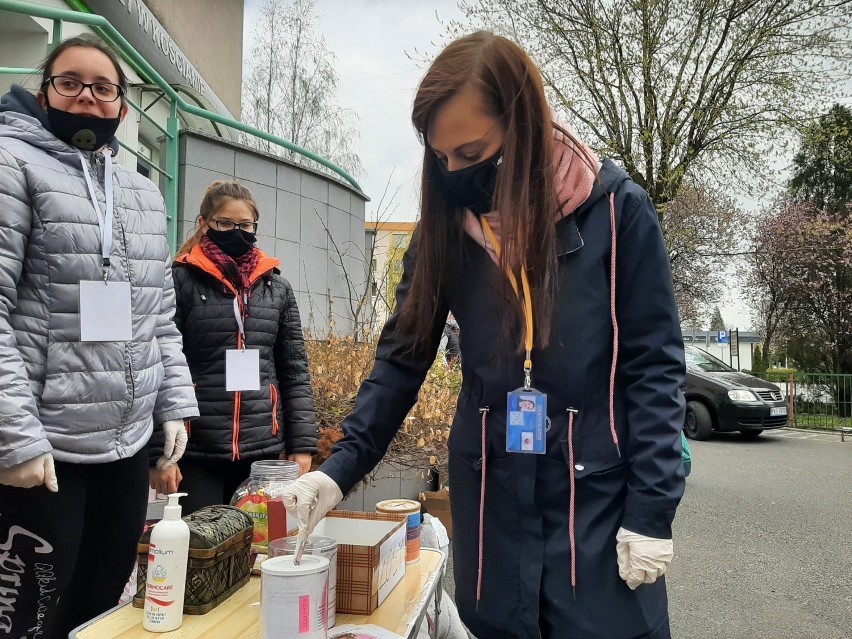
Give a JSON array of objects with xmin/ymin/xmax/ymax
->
[
  {"xmin": 240, "ymin": 0, "xmax": 775, "ymax": 331},
  {"xmin": 243, "ymin": 0, "xmax": 462, "ymax": 222}
]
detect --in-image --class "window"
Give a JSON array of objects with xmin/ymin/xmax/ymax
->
[
  {"xmin": 392, "ymin": 233, "xmax": 408, "ymax": 249},
  {"xmin": 136, "ymin": 142, "xmax": 153, "ymax": 179}
]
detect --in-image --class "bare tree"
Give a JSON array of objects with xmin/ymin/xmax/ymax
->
[
  {"xmin": 243, "ymin": 0, "xmax": 363, "ymax": 177},
  {"xmin": 308, "ymin": 170, "xmax": 408, "ymax": 340},
  {"xmin": 446, "ymin": 0, "xmax": 852, "ymax": 207},
  {"xmin": 660, "ymin": 183, "xmax": 747, "ymax": 324}
]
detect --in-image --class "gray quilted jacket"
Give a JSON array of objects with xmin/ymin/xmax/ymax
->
[{"xmin": 0, "ymin": 86, "xmax": 198, "ymax": 468}]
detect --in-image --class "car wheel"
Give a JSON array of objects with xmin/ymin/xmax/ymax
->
[
  {"xmin": 684, "ymin": 401, "xmax": 713, "ymax": 440},
  {"xmin": 739, "ymin": 429, "xmax": 764, "ymax": 439}
]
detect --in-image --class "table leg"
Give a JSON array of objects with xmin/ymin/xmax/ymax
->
[{"xmin": 432, "ymin": 565, "xmax": 445, "ymax": 639}]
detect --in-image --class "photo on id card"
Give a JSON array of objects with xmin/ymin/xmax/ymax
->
[{"xmin": 506, "ymin": 388, "xmax": 546, "ymax": 454}]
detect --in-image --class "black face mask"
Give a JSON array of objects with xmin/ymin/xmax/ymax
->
[
  {"xmin": 206, "ymin": 228, "xmax": 257, "ymax": 258},
  {"xmin": 46, "ymin": 104, "xmax": 121, "ymax": 151},
  {"xmin": 436, "ymin": 151, "xmax": 503, "ymax": 215}
]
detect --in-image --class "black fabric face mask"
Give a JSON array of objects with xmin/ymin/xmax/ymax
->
[
  {"xmin": 436, "ymin": 151, "xmax": 503, "ymax": 215},
  {"xmin": 206, "ymin": 228, "xmax": 257, "ymax": 258},
  {"xmin": 46, "ymin": 104, "xmax": 121, "ymax": 151}
]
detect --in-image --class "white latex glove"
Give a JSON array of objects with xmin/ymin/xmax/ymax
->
[
  {"xmin": 281, "ymin": 471, "xmax": 343, "ymax": 536},
  {"xmin": 0, "ymin": 453, "xmax": 58, "ymax": 492},
  {"xmin": 616, "ymin": 527, "xmax": 674, "ymax": 590},
  {"xmin": 156, "ymin": 420, "xmax": 188, "ymax": 470}
]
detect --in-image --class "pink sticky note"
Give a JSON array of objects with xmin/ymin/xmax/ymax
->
[{"xmin": 299, "ymin": 594, "xmax": 310, "ymax": 633}]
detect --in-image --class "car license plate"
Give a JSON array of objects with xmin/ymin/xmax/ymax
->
[{"xmin": 770, "ymin": 406, "xmax": 787, "ymax": 416}]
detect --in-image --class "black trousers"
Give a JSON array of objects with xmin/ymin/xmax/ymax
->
[
  {"xmin": 0, "ymin": 447, "xmax": 149, "ymax": 639},
  {"xmin": 176, "ymin": 457, "xmax": 271, "ymax": 515}
]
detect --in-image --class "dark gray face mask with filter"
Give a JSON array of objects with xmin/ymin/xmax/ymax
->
[
  {"xmin": 435, "ymin": 151, "xmax": 503, "ymax": 215},
  {"xmin": 46, "ymin": 104, "xmax": 121, "ymax": 151}
]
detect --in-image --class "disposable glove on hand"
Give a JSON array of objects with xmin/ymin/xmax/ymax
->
[
  {"xmin": 281, "ymin": 471, "xmax": 343, "ymax": 535},
  {"xmin": 0, "ymin": 453, "xmax": 58, "ymax": 492},
  {"xmin": 616, "ymin": 527, "xmax": 674, "ymax": 590},
  {"xmin": 156, "ymin": 420, "xmax": 188, "ymax": 471}
]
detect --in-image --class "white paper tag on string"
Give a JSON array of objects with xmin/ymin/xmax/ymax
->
[
  {"xmin": 226, "ymin": 349, "xmax": 260, "ymax": 391},
  {"xmin": 79, "ymin": 280, "xmax": 132, "ymax": 342}
]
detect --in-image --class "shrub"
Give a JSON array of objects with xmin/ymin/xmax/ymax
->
[
  {"xmin": 764, "ymin": 368, "xmax": 797, "ymax": 383},
  {"xmin": 305, "ymin": 333, "xmax": 460, "ymax": 482}
]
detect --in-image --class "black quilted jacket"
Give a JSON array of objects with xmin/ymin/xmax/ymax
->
[{"xmin": 148, "ymin": 245, "xmax": 317, "ymax": 464}]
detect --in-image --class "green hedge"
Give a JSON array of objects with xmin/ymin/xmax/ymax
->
[{"xmin": 763, "ymin": 368, "xmax": 797, "ymax": 382}]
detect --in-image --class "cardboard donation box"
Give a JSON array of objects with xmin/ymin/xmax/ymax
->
[
  {"xmin": 323, "ymin": 510, "xmax": 407, "ymax": 615},
  {"xmin": 419, "ymin": 487, "xmax": 452, "ymax": 539}
]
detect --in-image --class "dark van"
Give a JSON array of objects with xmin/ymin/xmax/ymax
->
[{"xmin": 683, "ymin": 345, "xmax": 788, "ymax": 440}]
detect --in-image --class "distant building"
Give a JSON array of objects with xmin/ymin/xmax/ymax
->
[
  {"xmin": 683, "ymin": 329, "xmax": 762, "ymax": 371},
  {"xmin": 364, "ymin": 221, "xmax": 416, "ymax": 330}
]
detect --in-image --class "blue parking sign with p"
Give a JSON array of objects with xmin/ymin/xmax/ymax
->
[{"xmin": 717, "ymin": 330, "xmax": 729, "ymax": 345}]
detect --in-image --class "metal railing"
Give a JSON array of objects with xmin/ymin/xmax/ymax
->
[
  {"xmin": 755, "ymin": 371, "xmax": 852, "ymax": 431},
  {"xmin": 0, "ymin": 0, "xmax": 363, "ymax": 252}
]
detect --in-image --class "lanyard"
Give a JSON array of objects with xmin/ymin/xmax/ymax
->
[
  {"xmin": 232, "ymin": 295, "xmax": 247, "ymax": 349},
  {"xmin": 480, "ymin": 217, "xmax": 535, "ymax": 389},
  {"xmin": 78, "ymin": 150, "xmax": 114, "ymax": 280}
]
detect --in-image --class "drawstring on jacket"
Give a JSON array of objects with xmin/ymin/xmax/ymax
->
[
  {"xmin": 475, "ymin": 192, "xmax": 623, "ymax": 602},
  {"xmin": 476, "ymin": 406, "xmax": 489, "ymax": 607},
  {"xmin": 608, "ymin": 192, "xmax": 622, "ymax": 459},
  {"xmin": 565, "ymin": 192, "xmax": 623, "ymax": 592},
  {"xmin": 567, "ymin": 407, "xmax": 579, "ymax": 595}
]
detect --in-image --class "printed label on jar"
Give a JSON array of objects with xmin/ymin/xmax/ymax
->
[{"xmin": 234, "ymin": 493, "xmax": 269, "ymax": 545}]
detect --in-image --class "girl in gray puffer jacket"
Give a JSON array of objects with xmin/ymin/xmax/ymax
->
[{"xmin": 0, "ymin": 36, "xmax": 198, "ymax": 638}]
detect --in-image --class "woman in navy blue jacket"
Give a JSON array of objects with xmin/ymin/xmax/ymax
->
[{"xmin": 283, "ymin": 32, "xmax": 685, "ymax": 639}]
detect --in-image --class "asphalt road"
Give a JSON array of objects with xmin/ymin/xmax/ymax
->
[{"xmin": 668, "ymin": 429, "xmax": 852, "ymax": 639}]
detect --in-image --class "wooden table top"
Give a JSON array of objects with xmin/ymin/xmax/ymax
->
[{"xmin": 73, "ymin": 549, "xmax": 444, "ymax": 639}]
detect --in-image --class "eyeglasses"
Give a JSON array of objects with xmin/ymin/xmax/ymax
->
[
  {"xmin": 209, "ymin": 219, "xmax": 258, "ymax": 233},
  {"xmin": 44, "ymin": 75, "xmax": 124, "ymax": 103}
]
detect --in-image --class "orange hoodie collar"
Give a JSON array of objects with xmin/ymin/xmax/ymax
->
[{"xmin": 176, "ymin": 244, "xmax": 280, "ymax": 294}]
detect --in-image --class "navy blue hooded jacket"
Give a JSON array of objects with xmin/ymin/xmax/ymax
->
[{"xmin": 322, "ymin": 159, "xmax": 685, "ymax": 639}]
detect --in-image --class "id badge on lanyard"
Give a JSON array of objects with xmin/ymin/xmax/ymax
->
[
  {"xmin": 506, "ymin": 387, "xmax": 547, "ymax": 454},
  {"xmin": 479, "ymin": 218, "xmax": 548, "ymax": 455},
  {"xmin": 77, "ymin": 150, "xmax": 133, "ymax": 342},
  {"xmin": 225, "ymin": 295, "xmax": 261, "ymax": 392}
]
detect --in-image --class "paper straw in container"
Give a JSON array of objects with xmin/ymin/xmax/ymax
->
[
  {"xmin": 260, "ymin": 555, "xmax": 329, "ymax": 639},
  {"xmin": 375, "ymin": 499, "xmax": 421, "ymax": 564}
]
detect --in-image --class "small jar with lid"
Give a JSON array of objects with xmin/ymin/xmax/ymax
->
[{"xmin": 230, "ymin": 460, "xmax": 300, "ymax": 547}]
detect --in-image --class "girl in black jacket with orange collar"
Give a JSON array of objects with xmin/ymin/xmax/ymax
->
[{"xmin": 149, "ymin": 180, "xmax": 317, "ymax": 514}]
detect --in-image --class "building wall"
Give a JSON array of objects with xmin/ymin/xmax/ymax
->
[
  {"xmin": 178, "ymin": 130, "xmax": 368, "ymax": 336},
  {"xmin": 145, "ymin": 0, "xmax": 243, "ymax": 118},
  {"xmin": 684, "ymin": 333, "xmax": 758, "ymax": 372},
  {"xmin": 365, "ymin": 222, "xmax": 415, "ymax": 331}
]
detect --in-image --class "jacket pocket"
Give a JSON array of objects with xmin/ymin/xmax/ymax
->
[
  {"xmin": 561, "ymin": 429, "xmax": 626, "ymax": 479},
  {"xmin": 270, "ymin": 384, "xmax": 280, "ymax": 436}
]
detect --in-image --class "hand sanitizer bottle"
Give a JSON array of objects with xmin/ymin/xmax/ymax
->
[{"xmin": 143, "ymin": 492, "xmax": 190, "ymax": 632}]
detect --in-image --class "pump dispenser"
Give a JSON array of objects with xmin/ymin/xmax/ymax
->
[{"xmin": 143, "ymin": 492, "xmax": 190, "ymax": 632}]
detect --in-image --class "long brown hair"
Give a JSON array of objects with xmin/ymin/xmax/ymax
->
[
  {"xmin": 400, "ymin": 31, "xmax": 562, "ymax": 352},
  {"xmin": 176, "ymin": 180, "xmax": 260, "ymax": 257}
]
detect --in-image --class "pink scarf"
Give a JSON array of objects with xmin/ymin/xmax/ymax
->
[
  {"xmin": 463, "ymin": 119, "xmax": 599, "ymax": 263},
  {"xmin": 199, "ymin": 234, "xmax": 260, "ymax": 291}
]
